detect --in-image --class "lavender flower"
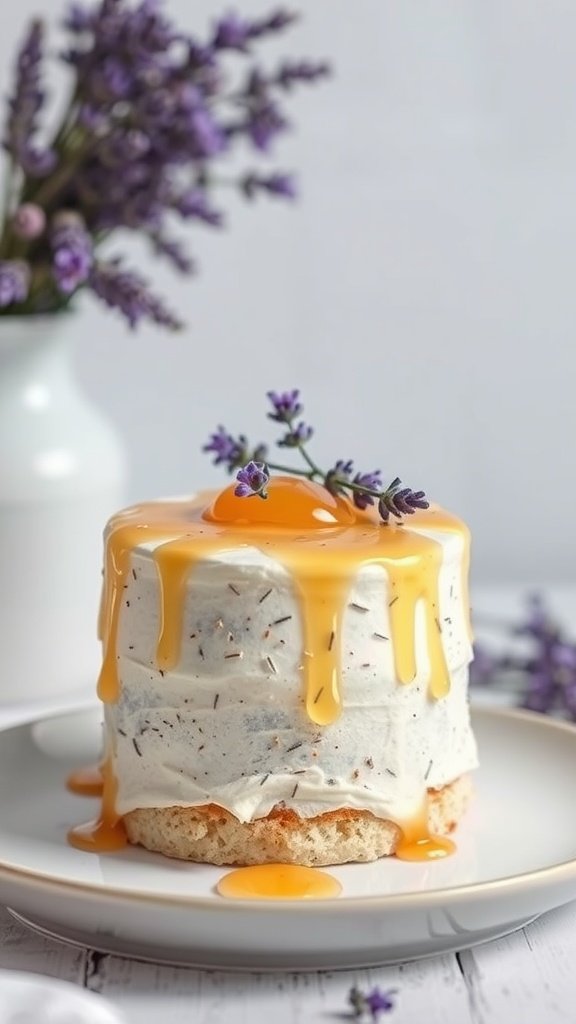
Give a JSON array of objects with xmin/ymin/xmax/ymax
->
[
  {"xmin": 378, "ymin": 478, "xmax": 430, "ymax": 522},
  {"xmin": 325, "ymin": 459, "xmax": 355, "ymax": 496},
  {"xmin": 89, "ymin": 260, "xmax": 182, "ymax": 330},
  {"xmin": 212, "ymin": 14, "xmax": 253, "ymax": 52},
  {"xmin": 348, "ymin": 985, "xmax": 396, "ymax": 1021},
  {"xmin": 203, "ymin": 426, "xmax": 246, "ymax": 471},
  {"xmin": 267, "ymin": 389, "xmax": 303, "ymax": 422},
  {"xmin": 149, "ymin": 233, "xmax": 194, "ymax": 274},
  {"xmin": 247, "ymin": 101, "xmax": 288, "ymax": 152},
  {"xmin": 213, "ymin": 9, "xmax": 298, "ymax": 50},
  {"xmin": 175, "ymin": 189, "xmax": 224, "ymax": 227},
  {"xmin": 3, "ymin": 20, "xmax": 55, "ymax": 177},
  {"xmin": 51, "ymin": 216, "xmax": 93, "ymax": 295},
  {"xmin": 276, "ymin": 60, "xmax": 331, "ymax": 89},
  {"xmin": 242, "ymin": 172, "xmax": 297, "ymax": 201},
  {"xmin": 0, "ymin": 260, "xmax": 30, "ymax": 307},
  {"xmin": 472, "ymin": 594, "xmax": 576, "ymax": 721},
  {"xmin": 0, "ymin": 2, "xmax": 330, "ymax": 327},
  {"xmin": 365, "ymin": 988, "xmax": 396, "ymax": 1020},
  {"xmin": 279, "ymin": 421, "xmax": 313, "ymax": 447},
  {"xmin": 235, "ymin": 460, "xmax": 270, "ymax": 498},
  {"xmin": 352, "ymin": 470, "xmax": 383, "ymax": 510},
  {"xmin": 12, "ymin": 203, "xmax": 46, "ymax": 240}
]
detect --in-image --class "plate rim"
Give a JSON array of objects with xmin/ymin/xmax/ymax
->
[{"xmin": 1, "ymin": 704, "xmax": 576, "ymax": 915}]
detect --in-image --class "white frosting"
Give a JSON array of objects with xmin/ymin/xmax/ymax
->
[{"xmin": 105, "ymin": 526, "xmax": 478, "ymax": 824}]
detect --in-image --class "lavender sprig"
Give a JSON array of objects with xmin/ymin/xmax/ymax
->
[
  {"xmin": 204, "ymin": 390, "xmax": 429, "ymax": 526},
  {"xmin": 348, "ymin": 985, "xmax": 396, "ymax": 1021},
  {"xmin": 3, "ymin": 20, "xmax": 55, "ymax": 178},
  {"xmin": 89, "ymin": 259, "xmax": 182, "ymax": 330},
  {"xmin": 472, "ymin": 594, "xmax": 576, "ymax": 720}
]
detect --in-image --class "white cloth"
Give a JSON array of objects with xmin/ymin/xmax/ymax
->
[{"xmin": 0, "ymin": 971, "xmax": 126, "ymax": 1024}]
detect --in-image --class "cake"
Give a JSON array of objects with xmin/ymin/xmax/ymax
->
[{"xmin": 71, "ymin": 464, "xmax": 478, "ymax": 867}]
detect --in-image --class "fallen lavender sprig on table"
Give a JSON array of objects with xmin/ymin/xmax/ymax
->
[
  {"xmin": 203, "ymin": 389, "xmax": 429, "ymax": 526},
  {"xmin": 348, "ymin": 985, "xmax": 396, "ymax": 1020},
  {"xmin": 0, "ymin": 1, "xmax": 330, "ymax": 327},
  {"xmin": 471, "ymin": 594, "xmax": 576, "ymax": 719}
]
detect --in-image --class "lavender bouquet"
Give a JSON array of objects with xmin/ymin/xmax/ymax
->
[{"xmin": 0, "ymin": 0, "xmax": 329, "ymax": 328}]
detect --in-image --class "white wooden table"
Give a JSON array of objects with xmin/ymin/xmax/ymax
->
[{"xmin": 1, "ymin": 586, "xmax": 575, "ymax": 1023}]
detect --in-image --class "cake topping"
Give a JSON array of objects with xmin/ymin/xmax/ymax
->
[{"xmin": 204, "ymin": 389, "xmax": 429, "ymax": 525}]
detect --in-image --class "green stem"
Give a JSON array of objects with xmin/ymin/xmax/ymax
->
[
  {"xmin": 297, "ymin": 444, "xmax": 323, "ymax": 478},
  {"xmin": 266, "ymin": 461, "xmax": 316, "ymax": 479}
]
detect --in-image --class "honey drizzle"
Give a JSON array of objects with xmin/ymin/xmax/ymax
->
[
  {"xmin": 78, "ymin": 478, "xmax": 469, "ymax": 857},
  {"xmin": 66, "ymin": 763, "xmax": 104, "ymax": 798},
  {"xmin": 68, "ymin": 757, "xmax": 127, "ymax": 851},
  {"xmin": 395, "ymin": 797, "xmax": 456, "ymax": 861},
  {"xmin": 217, "ymin": 863, "xmax": 342, "ymax": 900}
]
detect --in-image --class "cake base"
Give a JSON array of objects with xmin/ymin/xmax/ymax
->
[{"xmin": 123, "ymin": 776, "xmax": 472, "ymax": 867}]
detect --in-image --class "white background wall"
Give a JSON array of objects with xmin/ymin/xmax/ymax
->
[{"xmin": 1, "ymin": 1, "xmax": 575, "ymax": 584}]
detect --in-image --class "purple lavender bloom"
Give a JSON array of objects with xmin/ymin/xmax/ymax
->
[
  {"xmin": 212, "ymin": 13, "xmax": 252, "ymax": 51},
  {"xmin": 267, "ymin": 389, "xmax": 302, "ymax": 422},
  {"xmin": 150, "ymin": 233, "xmax": 194, "ymax": 274},
  {"xmin": 251, "ymin": 9, "xmax": 298, "ymax": 36},
  {"xmin": 276, "ymin": 60, "xmax": 331, "ymax": 89},
  {"xmin": 235, "ymin": 460, "xmax": 270, "ymax": 498},
  {"xmin": 98, "ymin": 56, "xmax": 133, "ymax": 99},
  {"xmin": 325, "ymin": 459, "xmax": 354, "ymax": 496},
  {"xmin": 23, "ymin": 146, "xmax": 57, "ymax": 177},
  {"xmin": 242, "ymin": 172, "xmax": 297, "ymax": 200},
  {"xmin": 522, "ymin": 671, "xmax": 557, "ymax": 714},
  {"xmin": 364, "ymin": 987, "xmax": 396, "ymax": 1020},
  {"xmin": 0, "ymin": 260, "xmax": 30, "ymax": 308},
  {"xmin": 89, "ymin": 260, "xmax": 182, "ymax": 330},
  {"xmin": 203, "ymin": 426, "xmax": 245, "ymax": 470},
  {"xmin": 279, "ymin": 421, "xmax": 313, "ymax": 447},
  {"xmin": 248, "ymin": 101, "xmax": 288, "ymax": 151},
  {"xmin": 378, "ymin": 478, "xmax": 429, "ymax": 522},
  {"xmin": 352, "ymin": 469, "xmax": 383, "ymax": 510},
  {"xmin": 51, "ymin": 218, "xmax": 93, "ymax": 295},
  {"xmin": 0, "ymin": 3, "xmax": 330, "ymax": 326},
  {"xmin": 190, "ymin": 107, "xmax": 227, "ymax": 158},
  {"xmin": 4, "ymin": 20, "xmax": 51, "ymax": 175},
  {"xmin": 12, "ymin": 203, "xmax": 46, "ymax": 240},
  {"xmin": 63, "ymin": 4, "xmax": 95, "ymax": 33},
  {"xmin": 175, "ymin": 189, "xmax": 224, "ymax": 227},
  {"xmin": 213, "ymin": 8, "xmax": 297, "ymax": 50}
]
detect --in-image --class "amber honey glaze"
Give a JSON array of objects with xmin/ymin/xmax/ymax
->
[
  {"xmin": 71, "ymin": 477, "xmax": 471, "ymax": 861},
  {"xmin": 217, "ymin": 863, "xmax": 342, "ymax": 900}
]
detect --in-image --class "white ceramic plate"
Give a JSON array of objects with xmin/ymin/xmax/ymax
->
[{"xmin": 0, "ymin": 706, "xmax": 576, "ymax": 970}]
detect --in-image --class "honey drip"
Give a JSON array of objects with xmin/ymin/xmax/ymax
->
[
  {"xmin": 77, "ymin": 477, "xmax": 470, "ymax": 855},
  {"xmin": 66, "ymin": 764, "xmax": 104, "ymax": 798},
  {"xmin": 68, "ymin": 758, "xmax": 127, "ymax": 852},
  {"xmin": 216, "ymin": 863, "xmax": 342, "ymax": 900},
  {"xmin": 395, "ymin": 798, "xmax": 456, "ymax": 861}
]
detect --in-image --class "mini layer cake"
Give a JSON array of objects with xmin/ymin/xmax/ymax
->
[{"xmin": 82, "ymin": 477, "xmax": 477, "ymax": 866}]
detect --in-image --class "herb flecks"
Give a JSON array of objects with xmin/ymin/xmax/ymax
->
[{"xmin": 203, "ymin": 391, "xmax": 429, "ymax": 524}]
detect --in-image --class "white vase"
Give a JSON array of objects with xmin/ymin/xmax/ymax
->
[{"xmin": 0, "ymin": 315, "xmax": 126, "ymax": 704}]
